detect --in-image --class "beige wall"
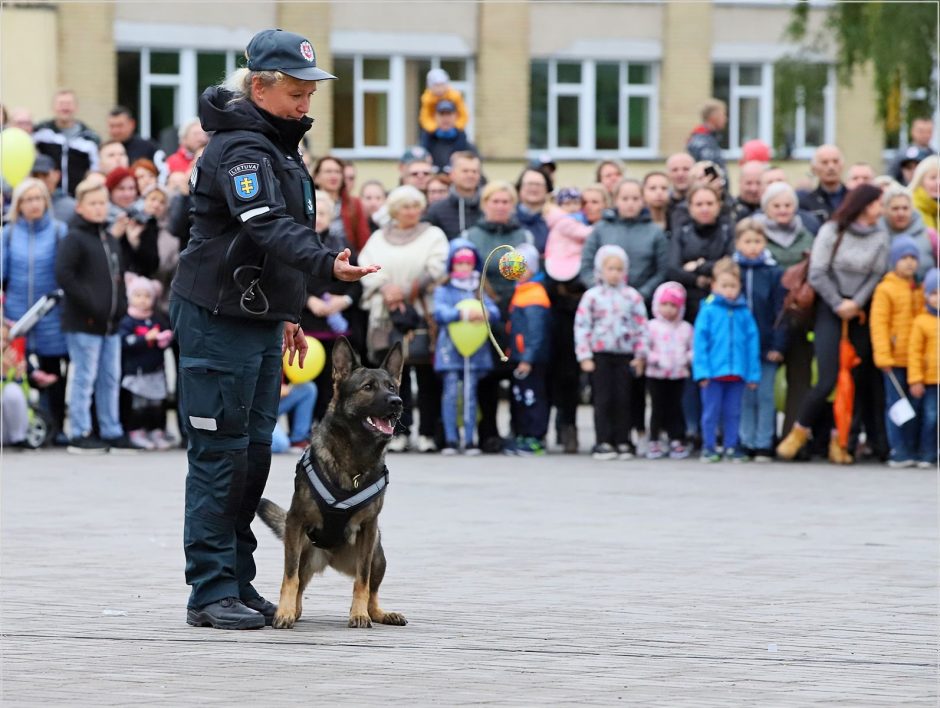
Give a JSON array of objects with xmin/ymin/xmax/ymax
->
[
  {"xmin": 330, "ymin": 0, "xmax": 477, "ymax": 47},
  {"xmin": 659, "ymin": 2, "xmax": 713, "ymax": 155},
  {"xmin": 475, "ymin": 3, "xmax": 530, "ymax": 159},
  {"xmin": 277, "ymin": 2, "xmax": 334, "ymax": 157},
  {"xmin": 837, "ymin": 63, "xmax": 883, "ymax": 168},
  {"xmin": 1, "ymin": 6, "xmax": 60, "ymax": 123},
  {"xmin": 57, "ymin": 4, "xmax": 116, "ymax": 136},
  {"xmin": 529, "ymin": 2, "xmax": 661, "ymax": 56},
  {"xmin": 115, "ymin": 1, "xmax": 275, "ymax": 28}
]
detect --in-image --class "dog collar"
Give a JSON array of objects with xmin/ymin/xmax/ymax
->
[{"xmin": 299, "ymin": 448, "xmax": 389, "ymax": 549}]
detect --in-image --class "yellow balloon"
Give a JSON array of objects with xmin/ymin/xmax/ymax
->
[
  {"xmin": 1, "ymin": 128, "xmax": 36, "ymax": 188},
  {"xmin": 283, "ymin": 336, "xmax": 326, "ymax": 383},
  {"xmin": 448, "ymin": 299, "xmax": 489, "ymax": 358}
]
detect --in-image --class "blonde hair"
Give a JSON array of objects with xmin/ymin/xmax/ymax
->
[
  {"xmin": 735, "ymin": 217, "xmax": 767, "ymax": 242},
  {"xmin": 221, "ymin": 67, "xmax": 313, "ymax": 105},
  {"xmin": 7, "ymin": 178, "xmax": 51, "ymax": 222},
  {"xmin": 581, "ymin": 182, "xmax": 612, "ymax": 208},
  {"xmin": 701, "ymin": 98, "xmax": 726, "ymax": 123},
  {"xmin": 385, "ymin": 185, "xmax": 426, "ymax": 219},
  {"xmin": 75, "ymin": 178, "xmax": 108, "ymax": 204},
  {"xmin": 481, "ymin": 180, "xmax": 518, "ymax": 206},
  {"xmin": 908, "ymin": 155, "xmax": 940, "ymax": 194},
  {"xmin": 314, "ymin": 189, "xmax": 335, "ymax": 213},
  {"xmin": 712, "ymin": 256, "xmax": 740, "ymax": 281}
]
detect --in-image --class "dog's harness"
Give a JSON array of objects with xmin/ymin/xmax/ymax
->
[{"xmin": 298, "ymin": 448, "xmax": 389, "ymax": 550}]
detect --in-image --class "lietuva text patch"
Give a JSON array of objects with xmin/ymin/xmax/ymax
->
[{"xmin": 229, "ymin": 163, "xmax": 261, "ymax": 201}]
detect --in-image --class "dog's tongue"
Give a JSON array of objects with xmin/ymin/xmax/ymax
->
[{"xmin": 375, "ymin": 417, "xmax": 395, "ymax": 435}]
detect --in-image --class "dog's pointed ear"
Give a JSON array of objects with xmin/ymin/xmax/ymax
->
[
  {"xmin": 332, "ymin": 337, "xmax": 360, "ymax": 384},
  {"xmin": 381, "ymin": 342, "xmax": 404, "ymax": 386}
]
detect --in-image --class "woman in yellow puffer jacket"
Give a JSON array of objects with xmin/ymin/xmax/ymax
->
[{"xmin": 908, "ymin": 155, "xmax": 940, "ymax": 232}]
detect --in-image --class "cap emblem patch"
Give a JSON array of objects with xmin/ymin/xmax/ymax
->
[{"xmin": 300, "ymin": 41, "xmax": 314, "ymax": 62}]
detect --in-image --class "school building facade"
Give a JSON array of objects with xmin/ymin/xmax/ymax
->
[{"xmin": 2, "ymin": 1, "xmax": 888, "ymax": 185}]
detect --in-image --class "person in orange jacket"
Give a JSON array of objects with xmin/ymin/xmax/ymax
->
[
  {"xmin": 870, "ymin": 236, "xmax": 925, "ymax": 467},
  {"xmin": 419, "ymin": 68, "xmax": 469, "ymax": 136},
  {"xmin": 907, "ymin": 267, "xmax": 939, "ymax": 467}
]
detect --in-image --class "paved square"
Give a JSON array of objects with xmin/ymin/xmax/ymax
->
[{"xmin": 1, "ymin": 448, "xmax": 936, "ymax": 705}]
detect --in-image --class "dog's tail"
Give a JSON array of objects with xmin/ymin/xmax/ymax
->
[{"xmin": 256, "ymin": 498, "xmax": 287, "ymax": 541}]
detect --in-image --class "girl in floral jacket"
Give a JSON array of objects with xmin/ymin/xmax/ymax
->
[
  {"xmin": 574, "ymin": 244, "xmax": 648, "ymax": 460},
  {"xmin": 644, "ymin": 281, "xmax": 693, "ymax": 459}
]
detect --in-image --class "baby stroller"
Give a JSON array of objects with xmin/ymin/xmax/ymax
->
[{"xmin": 2, "ymin": 290, "xmax": 63, "ymax": 448}]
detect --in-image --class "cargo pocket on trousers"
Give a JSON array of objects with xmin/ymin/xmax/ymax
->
[{"xmin": 179, "ymin": 357, "xmax": 248, "ymax": 436}]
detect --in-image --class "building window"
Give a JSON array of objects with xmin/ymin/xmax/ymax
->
[
  {"xmin": 774, "ymin": 62, "xmax": 835, "ymax": 159},
  {"xmin": 117, "ymin": 48, "xmax": 241, "ymax": 149},
  {"xmin": 332, "ymin": 54, "xmax": 474, "ymax": 159},
  {"xmin": 713, "ymin": 61, "xmax": 835, "ymax": 159},
  {"xmin": 529, "ymin": 59, "xmax": 658, "ymax": 159}
]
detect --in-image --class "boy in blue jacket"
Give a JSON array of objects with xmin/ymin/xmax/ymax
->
[
  {"xmin": 507, "ymin": 243, "xmax": 552, "ymax": 456},
  {"xmin": 732, "ymin": 218, "xmax": 786, "ymax": 461},
  {"xmin": 692, "ymin": 257, "xmax": 761, "ymax": 462}
]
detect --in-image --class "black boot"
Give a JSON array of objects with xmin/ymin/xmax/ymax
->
[
  {"xmin": 243, "ymin": 596, "xmax": 277, "ymax": 626},
  {"xmin": 186, "ymin": 597, "xmax": 265, "ymax": 630}
]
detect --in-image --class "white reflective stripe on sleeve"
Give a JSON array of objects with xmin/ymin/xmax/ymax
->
[
  {"xmin": 239, "ymin": 206, "xmax": 271, "ymax": 222},
  {"xmin": 189, "ymin": 416, "xmax": 218, "ymax": 431}
]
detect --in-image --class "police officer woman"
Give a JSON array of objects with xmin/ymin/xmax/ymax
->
[{"xmin": 170, "ymin": 29, "xmax": 379, "ymax": 630}]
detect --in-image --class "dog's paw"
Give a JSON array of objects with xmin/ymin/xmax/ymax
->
[
  {"xmin": 348, "ymin": 613, "xmax": 373, "ymax": 629},
  {"xmin": 272, "ymin": 613, "xmax": 296, "ymax": 629},
  {"xmin": 377, "ymin": 611, "xmax": 407, "ymax": 626}
]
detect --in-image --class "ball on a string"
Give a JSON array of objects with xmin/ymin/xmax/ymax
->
[{"xmin": 498, "ymin": 249, "xmax": 528, "ymax": 281}]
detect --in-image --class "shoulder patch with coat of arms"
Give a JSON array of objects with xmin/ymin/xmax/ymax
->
[{"xmin": 229, "ymin": 162, "xmax": 261, "ymax": 201}]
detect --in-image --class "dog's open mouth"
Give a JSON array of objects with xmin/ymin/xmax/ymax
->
[{"xmin": 365, "ymin": 416, "xmax": 397, "ymax": 436}]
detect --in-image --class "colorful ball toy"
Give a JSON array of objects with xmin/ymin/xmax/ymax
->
[{"xmin": 498, "ymin": 250, "xmax": 528, "ymax": 281}]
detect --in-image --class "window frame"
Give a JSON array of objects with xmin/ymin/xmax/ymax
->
[
  {"xmin": 533, "ymin": 58, "xmax": 659, "ymax": 160},
  {"xmin": 331, "ymin": 53, "xmax": 476, "ymax": 160},
  {"xmin": 788, "ymin": 65, "xmax": 836, "ymax": 159},
  {"xmin": 120, "ymin": 47, "xmax": 240, "ymax": 140}
]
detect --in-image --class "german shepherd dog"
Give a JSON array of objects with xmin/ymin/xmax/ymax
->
[{"xmin": 257, "ymin": 338, "xmax": 407, "ymax": 629}]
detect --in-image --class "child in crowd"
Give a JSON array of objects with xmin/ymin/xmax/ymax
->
[
  {"xmin": 1, "ymin": 321, "xmax": 30, "ymax": 447},
  {"xmin": 419, "ymin": 68, "xmax": 469, "ymax": 136},
  {"xmin": 271, "ymin": 376, "xmax": 318, "ymax": 454},
  {"xmin": 732, "ymin": 219, "xmax": 786, "ymax": 461},
  {"xmin": 555, "ymin": 188, "xmax": 587, "ymax": 224},
  {"xmin": 645, "ymin": 281, "xmax": 693, "ymax": 459},
  {"xmin": 692, "ymin": 257, "xmax": 761, "ymax": 462},
  {"xmin": 119, "ymin": 275, "xmax": 174, "ymax": 450},
  {"xmin": 507, "ymin": 243, "xmax": 552, "ymax": 456},
  {"xmin": 907, "ymin": 267, "xmax": 939, "ymax": 468},
  {"xmin": 574, "ymin": 244, "xmax": 648, "ymax": 461},
  {"xmin": 55, "ymin": 179, "xmax": 136, "ymax": 453},
  {"xmin": 433, "ymin": 240, "xmax": 500, "ymax": 454},
  {"xmin": 871, "ymin": 237, "xmax": 926, "ymax": 467}
]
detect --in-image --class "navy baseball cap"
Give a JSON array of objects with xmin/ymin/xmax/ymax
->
[
  {"xmin": 245, "ymin": 29, "xmax": 336, "ymax": 82},
  {"xmin": 436, "ymin": 100, "xmax": 457, "ymax": 114}
]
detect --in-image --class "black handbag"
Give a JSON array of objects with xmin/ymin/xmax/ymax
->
[{"xmin": 389, "ymin": 297, "xmax": 435, "ymax": 366}]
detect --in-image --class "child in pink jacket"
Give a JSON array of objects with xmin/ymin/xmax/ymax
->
[{"xmin": 644, "ymin": 281, "xmax": 693, "ymax": 459}]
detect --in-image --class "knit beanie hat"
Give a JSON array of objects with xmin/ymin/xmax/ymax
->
[
  {"xmin": 923, "ymin": 267, "xmax": 940, "ymax": 296},
  {"xmin": 515, "ymin": 243, "xmax": 540, "ymax": 276},
  {"xmin": 889, "ymin": 235, "xmax": 921, "ymax": 268},
  {"xmin": 659, "ymin": 284, "xmax": 686, "ymax": 307},
  {"xmin": 760, "ymin": 181, "xmax": 797, "ymax": 212}
]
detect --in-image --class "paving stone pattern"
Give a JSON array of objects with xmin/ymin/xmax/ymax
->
[{"xmin": 1, "ymin": 449, "xmax": 936, "ymax": 705}]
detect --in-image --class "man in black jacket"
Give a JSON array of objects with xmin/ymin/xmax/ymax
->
[
  {"xmin": 687, "ymin": 98, "xmax": 727, "ymax": 173},
  {"xmin": 107, "ymin": 106, "xmax": 162, "ymax": 164},
  {"xmin": 797, "ymin": 144, "xmax": 847, "ymax": 225},
  {"xmin": 170, "ymin": 29, "xmax": 377, "ymax": 631},
  {"xmin": 33, "ymin": 89, "xmax": 100, "ymax": 197},
  {"xmin": 425, "ymin": 151, "xmax": 482, "ymax": 239}
]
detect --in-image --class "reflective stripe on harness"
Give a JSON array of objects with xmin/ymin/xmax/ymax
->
[{"xmin": 299, "ymin": 448, "xmax": 389, "ymax": 549}]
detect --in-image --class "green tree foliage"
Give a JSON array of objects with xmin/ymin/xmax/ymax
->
[{"xmin": 788, "ymin": 0, "xmax": 937, "ymax": 126}]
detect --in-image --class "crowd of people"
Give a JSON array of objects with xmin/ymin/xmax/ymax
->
[{"xmin": 1, "ymin": 84, "xmax": 938, "ymax": 467}]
